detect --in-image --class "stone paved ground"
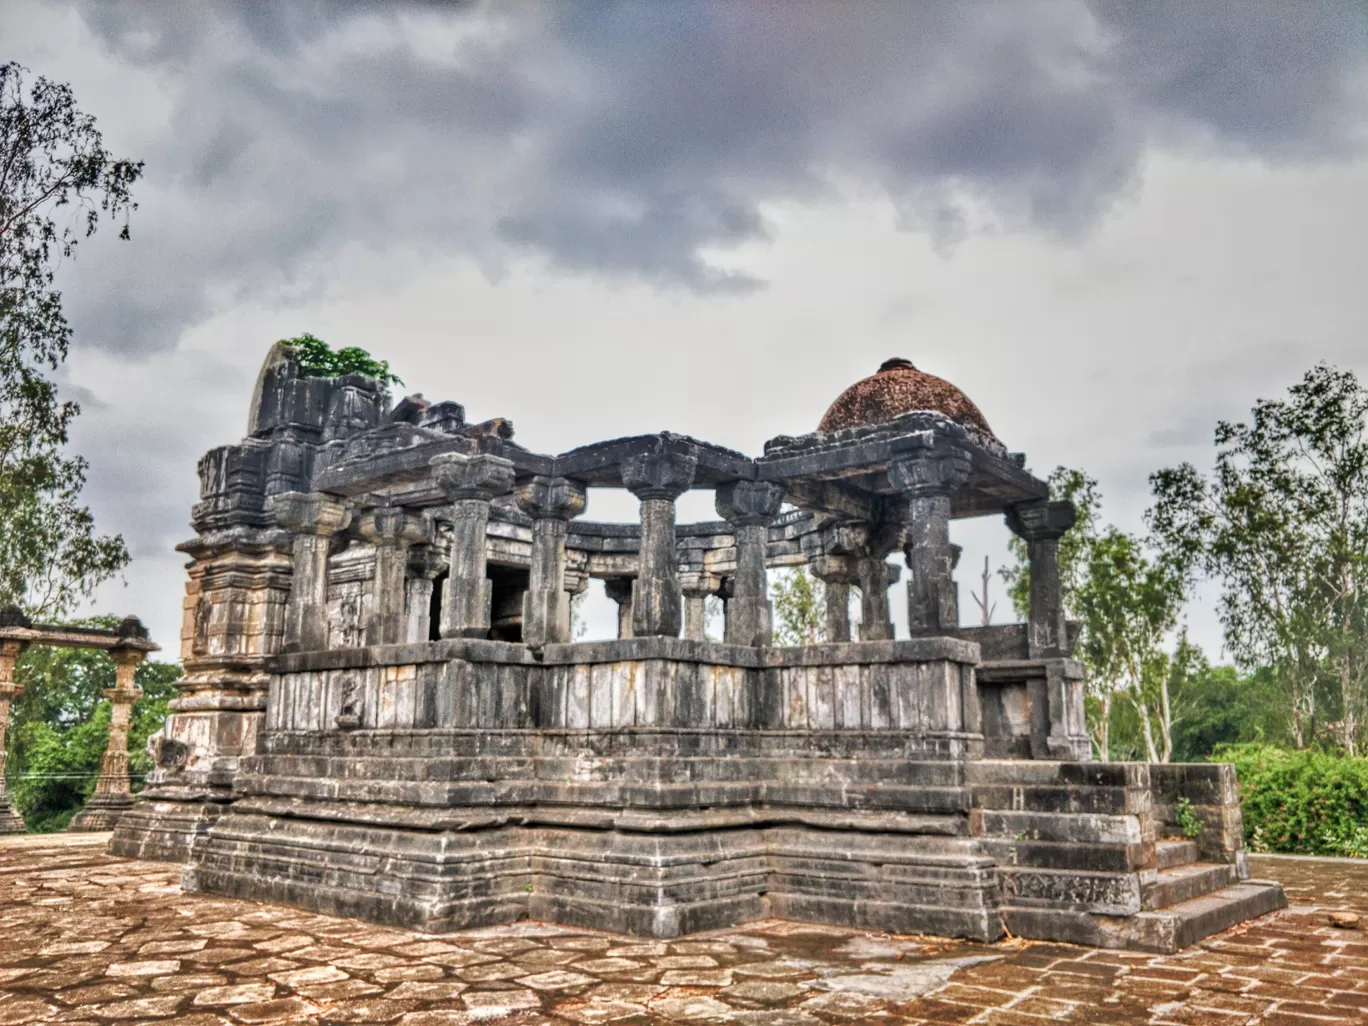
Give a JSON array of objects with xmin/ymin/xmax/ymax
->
[{"xmin": 1, "ymin": 835, "xmax": 1365, "ymax": 1025}]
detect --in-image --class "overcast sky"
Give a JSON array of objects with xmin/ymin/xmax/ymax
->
[{"xmin": 8, "ymin": 1, "xmax": 1368, "ymax": 656}]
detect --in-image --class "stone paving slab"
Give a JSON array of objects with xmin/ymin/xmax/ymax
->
[{"xmin": 0, "ymin": 834, "xmax": 1365, "ymax": 1024}]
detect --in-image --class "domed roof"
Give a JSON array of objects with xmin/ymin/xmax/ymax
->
[{"xmin": 818, "ymin": 358, "xmax": 994, "ymax": 436}]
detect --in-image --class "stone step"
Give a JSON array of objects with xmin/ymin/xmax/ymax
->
[
  {"xmin": 976, "ymin": 809, "xmax": 1143, "ymax": 846},
  {"xmin": 1143, "ymin": 861, "xmax": 1238, "ymax": 911},
  {"xmin": 1156, "ymin": 839, "xmax": 1199, "ymax": 871},
  {"xmin": 1003, "ymin": 880, "xmax": 1287, "ymax": 953}
]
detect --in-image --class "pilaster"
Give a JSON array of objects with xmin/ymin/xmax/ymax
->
[
  {"xmin": 810, "ymin": 554, "xmax": 859, "ymax": 643},
  {"xmin": 514, "ymin": 476, "xmax": 588, "ymax": 646},
  {"xmin": 356, "ymin": 508, "xmax": 431, "ymax": 646},
  {"xmin": 272, "ymin": 491, "xmax": 353, "ymax": 652},
  {"xmin": 715, "ymin": 481, "xmax": 785, "ymax": 646}
]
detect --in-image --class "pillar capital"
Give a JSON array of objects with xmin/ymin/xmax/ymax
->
[
  {"xmin": 407, "ymin": 544, "xmax": 448, "ymax": 580},
  {"xmin": 514, "ymin": 475, "xmax": 587, "ymax": 522},
  {"xmin": 809, "ymin": 553, "xmax": 859, "ymax": 585},
  {"xmin": 715, "ymin": 480, "xmax": 784, "ymax": 528},
  {"xmin": 621, "ymin": 449, "xmax": 697, "ymax": 501},
  {"xmin": 887, "ymin": 451, "xmax": 972, "ymax": 497},
  {"xmin": 357, "ymin": 508, "xmax": 431, "ymax": 548},
  {"xmin": 270, "ymin": 491, "xmax": 352, "ymax": 536},
  {"xmin": 678, "ymin": 570, "xmax": 722, "ymax": 598},
  {"xmin": 1006, "ymin": 499, "xmax": 1077, "ymax": 543},
  {"xmin": 820, "ymin": 521, "xmax": 871, "ymax": 558},
  {"xmin": 431, "ymin": 452, "xmax": 516, "ymax": 502}
]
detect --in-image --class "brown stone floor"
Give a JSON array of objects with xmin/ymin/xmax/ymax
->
[{"xmin": 1, "ymin": 835, "xmax": 1365, "ymax": 1025}]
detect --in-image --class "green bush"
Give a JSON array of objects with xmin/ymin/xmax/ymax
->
[
  {"xmin": 280, "ymin": 333, "xmax": 403, "ymax": 387},
  {"xmin": 1217, "ymin": 742, "xmax": 1368, "ymax": 856}
]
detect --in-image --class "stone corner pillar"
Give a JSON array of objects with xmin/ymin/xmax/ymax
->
[
  {"xmin": 621, "ymin": 446, "xmax": 698, "ymax": 637},
  {"xmin": 679, "ymin": 570, "xmax": 722, "ymax": 642},
  {"xmin": 603, "ymin": 577, "xmax": 636, "ymax": 639},
  {"xmin": 810, "ymin": 554, "xmax": 859, "ymax": 643},
  {"xmin": 356, "ymin": 508, "xmax": 431, "ymax": 646},
  {"xmin": 271, "ymin": 491, "xmax": 353, "ymax": 652},
  {"xmin": 431, "ymin": 453, "xmax": 515, "ymax": 639},
  {"xmin": 716, "ymin": 480, "xmax": 785, "ymax": 646},
  {"xmin": 1005, "ymin": 498, "xmax": 1076, "ymax": 658},
  {"xmin": 514, "ymin": 475, "xmax": 588, "ymax": 646},
  {"xmin": 889, "ymin": 449, "xmax": 972, "ymax": 635},
  {"xmin": 70, "ymin": 645, "xmax": 147, "ymax": 832},
  {"xmin": 0, "ymin": 637, "xmax": 30, "ymax": 834}
]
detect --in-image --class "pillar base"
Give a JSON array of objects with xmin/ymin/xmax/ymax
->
[
  {"xmin": 0, "ymin": 795, "xmax": 24, "ymax": 834},
  {"xmin": 68, "ymin": 792, "xmax": 135, "ymax": 833}
]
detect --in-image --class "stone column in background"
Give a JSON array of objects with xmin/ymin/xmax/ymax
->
[
  {"xmin": 431, "ymin": 453, "xmax": 516, "ymax": 640},
  {"xmin": 357, "ymin": 508, "xmax": 431, "ymax": 646},
  {"xmin": 810, "ymin": 554, "xmax": 859, "ymax": 643},
  {"xmin": 603, "ymin": 578, "xmax": 636, "ymax": 639},
  {"xmin": 514, "ymin": 476, "xmax": 588, "ymax": 646},
  {"xmin": 70, "ymin": 637, "xmax": 148, "ymax": 832},
  {"xmin": 621, "ymin": 447, "xmax": 698, "ymax": 638},
  {"xmin": 0, "ymin": 624, "xmax": 29, "ymax": 834},
  {"xmin": 679, "ymin": 571, "xmax": 721, "ymax": 641},
  {"xmin": 889, "ymin": 448, "xmax": 972, "ymax": 634},
  {"xmin": 405, "ymin": 545, "xmax": 447, "ymax": 644},
  {"xmin": 1006, "ymin": 499, "xmax": 1077, "ymax": 658},
  {"xmin": 716, "ymin": 480, "xmax": 785, "ymax": 646},
  {"xmin": 272, "ymin": 491, "xmax": 354, "ymax": 652}
]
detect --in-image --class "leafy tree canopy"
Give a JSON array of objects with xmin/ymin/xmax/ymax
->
[
  {"xmin": 0, "ymin": 62, "xmax": 140, "ymax": 617},
  {"xmin": 279, "ymin": 332, "xmax": 403, "ymax": 387}
]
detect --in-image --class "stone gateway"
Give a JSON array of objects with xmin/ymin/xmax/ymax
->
[{"xmin": 112, "ymin": 348, "xmax": 1284, "ymax": 953}]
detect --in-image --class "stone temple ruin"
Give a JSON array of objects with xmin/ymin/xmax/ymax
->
[{"xmin": 112, "ymin": 348, "xmax": 1284, "ymax": 953}]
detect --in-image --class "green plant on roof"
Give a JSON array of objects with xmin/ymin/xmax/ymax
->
[{"xmin": 280, "ymin": 333, "xmax": 403, "ymax": 387}]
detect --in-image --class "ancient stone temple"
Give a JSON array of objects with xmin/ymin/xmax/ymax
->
[{"xmin": 113, "ymin": 347, "xmax": 1284, "ymax": 952}]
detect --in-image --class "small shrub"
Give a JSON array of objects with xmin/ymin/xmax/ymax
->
[
  {"xmin": 1217, "ymin": 742, "xmax": 1368, "ymax": 856},
  {"xmin": 1175, "ymin": 797, "xmax": 1203, "ymax": 840},
  {"xmin": 281, "ymin": 333, "xmax": 403, "ymax": 387}
]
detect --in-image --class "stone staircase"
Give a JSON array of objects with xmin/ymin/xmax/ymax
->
[{"xmin": 968, "ymin": 761, "xmax": 1286, "ymax": 953}]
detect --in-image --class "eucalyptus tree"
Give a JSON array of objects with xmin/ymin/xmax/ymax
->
[
  {"xmin": 1149, "ymin": 365, "xmax": 1368, "ymax": 753},
  {"xmin": 0, "ymin": 62, "xmax": 142, "ymax": 616}
]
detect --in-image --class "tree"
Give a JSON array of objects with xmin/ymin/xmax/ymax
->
[
  {"xmin": 771, "ymin": 567, "xmax": 824, "ymax": 645},
  {"xmin": 0, "ymin": 63, "xmax": 141, "ymax": 617},
  {"xmin": 1074, "ymin": 527, "xmax": 1188, "ymax": 761},
  {"xmin": 1149, "ymin": 365, "xmax": 1368, "ymax": 753}
]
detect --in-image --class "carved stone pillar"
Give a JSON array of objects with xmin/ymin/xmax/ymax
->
[
  {"xmin": 70, "ymin": 641, "xmax": 147, "ymax": 832},
  {"xmin": 810, "ymin": 554, "xmax": 859, "ymax": 643},
  {"xmin": 716, "ymin": 480, "xmax": 785, "ymax": 646},
  {"xmin": 272, "ymin": 492, "xmax": 353, "ymax": 652},
  {"xmin": 431, "ymin": 453, "xmax": 516, "ymax": 639},
  {"xmin": 621, "ymin": 447, "xmax": 697, "ymax": 637},
  {"xmin": 1006, "ymin": 499, "xmax": 1076, "ymax": 658},
  {"xmin": 405, "ymin": 545, "xmax": 447, "ymax": 643},
  {"xmin": 357, "ymin": 509, "xmax": 431, "ymax": 646},
  {"xmin": 514, "ymin": 476, "xmax": 588, "ymax": 646},
  {"xmin": 679, "ymin": 571, "xmax": 721, "ymax": 641},
  {"xmin": 603, "ymin": 577, "xmax": 635, "ymax": 639},
  {"xmin": 889, "ymin": 450, "xmax": 972, "ymax": 634},
  {"xmin": 0, "ymin": 634, "xmax": 29, "ymax": 834}
]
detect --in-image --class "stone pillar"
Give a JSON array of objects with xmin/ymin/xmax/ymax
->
[
  {"xmin": 889, "ymin": 450, "xmax": 972, "ymax": 634},
  {"xmin": 272, "ymin": 492, "xmax": 353, "ymax": 652},
  {"xmin": 603, "ymin": 577, "xmax": 635, "ymax": 639},
  {"xmin": 69, "ymin": 643, "xmax": 146, "ymax": 832},
  {"xmin": 621, "ymin": 448, "xmax": 697, "ymax": 637},
  {"xmin": 405, "ymin": 546, "xmax": 447, "ymax": 643},
  {"xmin": 679, "ymin": 571, "xmax": 720, "ymax": 641},
  {"xmin": 715, "ymin": 481, "xmax": 785, "ymax": 646},
  {"xmin": 810, "ymin": 554, "xmax": 858, "ymax": 643},
  {"xmin": 1006, "ymin": 499, "xmax": 1077, "ymax": 658},
  {"xmin": 514, "ymin": 476, "xmax": 588, "ymax": 646},
  {"xmin": 431, "ymin": 453, "xmax": 515, "ymax": 639},
  {"xmin": 357, "ymin": 509, "xmax": 431, "ymax": 646},
  {"xmin": 0, "ymin": 635, "xmax": 29, "ymax": 834}
]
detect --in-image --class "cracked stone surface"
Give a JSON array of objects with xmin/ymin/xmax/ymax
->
[{"xmin": 1, "ymin": 835, "xmax": 1366, "ymax": 1025}]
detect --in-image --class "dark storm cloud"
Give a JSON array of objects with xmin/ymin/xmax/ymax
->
[{"xmin": 55, "ymin": 0, "xmax": 1368, "ymax": 353}]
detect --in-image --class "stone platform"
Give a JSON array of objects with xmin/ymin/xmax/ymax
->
[{"xmin": 0, "ymin": 834, "xmax": 1362, "ymax": 1025}]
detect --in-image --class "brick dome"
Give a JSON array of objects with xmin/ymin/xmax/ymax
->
[{"xmin": 818, "ymin": 358, "xmax": 994, "ymax": 436}]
